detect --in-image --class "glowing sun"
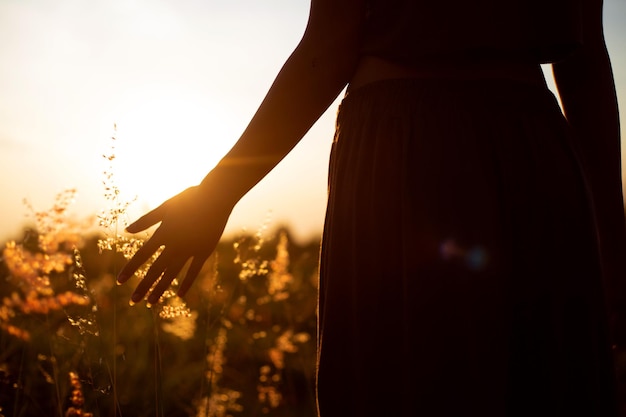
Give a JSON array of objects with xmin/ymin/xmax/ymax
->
[{"xmin": 106, "ymin": 86, "xmax": 241, "ymax": 211}]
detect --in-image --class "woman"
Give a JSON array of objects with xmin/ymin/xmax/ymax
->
[{"xmin": 118, "ymin": 0, "xmax": 625, "ymax": 415}]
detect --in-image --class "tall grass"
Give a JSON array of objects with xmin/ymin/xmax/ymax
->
[{"xmin": 0, "ymin": 126, "xmax": 319, "ymax": 416}]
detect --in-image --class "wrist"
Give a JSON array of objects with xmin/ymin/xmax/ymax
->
[{"xmin": 198, "ymin": 165, "xmax": 247, "ymax": 208}]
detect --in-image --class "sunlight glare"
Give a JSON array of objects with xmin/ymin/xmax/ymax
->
[{"xmin": 107, "ymin": 87, "xmax": 241, "ymax": 210}]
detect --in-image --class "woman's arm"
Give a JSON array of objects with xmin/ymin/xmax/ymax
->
[
  {"xmin": 552, "ymin": 0, "xmax": 626, "ymax": 310},
  {"xmin": 117, "ymin": 0, "xmax": 365, "ymax": 304},
  {"xmin": 202, "ymin": 0, "xmax": 364, "ymax": 201}
]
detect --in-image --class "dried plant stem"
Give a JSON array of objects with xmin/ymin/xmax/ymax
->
[
  {"xmin": 113, "ymin": 282, "xmax": 118, "ymax": 417},
  {"xmin": 45, "ymin": 316, "xmax": 63, "ymax": 417},
  {"xmin": 153, "ymin": 312, "xmax": 164, "ymax": 417},
  {"xmin": 13, "ymin": 347, "xmax": 25, "ymax": 417},
  {"xmin": 112, "ymin": 129, "xmax": 118, "ymax": 417}
]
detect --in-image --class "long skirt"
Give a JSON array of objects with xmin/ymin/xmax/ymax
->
[{"xmin": 317, "ymin": 78, "xmax": 618, "ymax": 416}]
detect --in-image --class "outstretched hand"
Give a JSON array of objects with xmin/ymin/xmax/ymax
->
[{"xmin": 117, "ymin": 185, "xmax": 233, "ymax": 306}]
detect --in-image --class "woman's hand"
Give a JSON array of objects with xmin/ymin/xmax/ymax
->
[
  {"xmin": 115, "ymin": 0, "xmax": 363, "ymax": 307},
  {"xmin": 117, "ymin": 185, "xmax": 233, "ymax": 305}
]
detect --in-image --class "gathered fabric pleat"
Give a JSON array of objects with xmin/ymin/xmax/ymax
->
[{"xmin": 316, "ymin": 78, "xmax": 617, "ymax": 416}]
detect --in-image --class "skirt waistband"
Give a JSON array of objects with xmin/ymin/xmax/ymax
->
[{"xmin": 348, "ymin": 56, "xmax": 547, "ymax": 94}]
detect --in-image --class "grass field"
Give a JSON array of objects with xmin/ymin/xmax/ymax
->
[{"xmin": 0, "ymin": 198, "xmax": 321, "ymax": 416}]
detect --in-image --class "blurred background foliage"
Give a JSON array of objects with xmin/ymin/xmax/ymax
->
[{"xmin": 0, "ymin": 215, "xmax": 321, "ymax": 417}]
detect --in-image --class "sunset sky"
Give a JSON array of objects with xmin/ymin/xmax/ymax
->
[{"xmin": 1, "ymin": 0, "xmax": 626, "ymax": 244}]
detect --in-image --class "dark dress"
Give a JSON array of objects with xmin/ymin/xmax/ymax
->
[{"xmin": 316, "ymin": 2, "xmax": 619, "ymax": 416}]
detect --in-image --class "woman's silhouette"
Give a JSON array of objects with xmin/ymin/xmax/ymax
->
[{"xmin": 118, "ymin": 0, "xmax": 626, "ymax": 415}]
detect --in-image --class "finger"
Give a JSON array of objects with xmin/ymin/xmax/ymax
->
[
  {"xmin": 147, "ymin": 258, "xmax": 187, "ymax": 305},
  {"xmin": 117, "ymin": 233, "xmax": 164, "ymax": 284},
  {"xmin": 126, "ymin": 203, "xmax": 167, "ymax": 233},
  {"xmin": 130, "ymin": 249, "xmax": 172, "ymax": 303},
  {"xmin": 177, "ymin": 254, "xmax": 209, "ymax": 298}
]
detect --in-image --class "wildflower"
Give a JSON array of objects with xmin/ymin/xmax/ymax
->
[
  {"xmin": 196, "ymin": 325, "xmax": 243, "ymax": 417},
  {"xmin": 161, "ymin": 310, "xmax": 198, "ymax": 341},
  {"xmin": 97, "ymin": 124, "xmax": 136, "ymax": 231},
  {"xmin": 267, "ymin": 231, "xmax": 293, "ymax": 301},
  {"xmin": 234, "ymin": 221, "xmax": 271, "ymax": 281},
  {"xmin": 65, "ymin": 372, "xmax": 93, "ymax": 417},
  {"xmin": 257, "ymin": 365, "xmax": 282, "ymax": 412},
  {"xmin": 268, "ymin": 329, "xmax": 311, "ymax": 369},
  {"xmin": 1, "ymin": 190, "xmax": 95, "ymax": 341}
]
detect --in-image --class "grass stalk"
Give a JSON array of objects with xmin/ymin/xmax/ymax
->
[
  {"xmin": 153, "ymin": 311, "xmax": 164, "ymax": 417},
  {"xmin": 45, "ymin": 316, "xmax": 63, "ymax": 417}
]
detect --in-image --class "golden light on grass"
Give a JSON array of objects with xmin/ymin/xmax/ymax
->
[
  {"xmin": 1, "ymin": 190, "xmax": 95, "ymax": 342},
  {"xmin": 1, "ymin": 130, "xmax": 320, "ymax": 414}
]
